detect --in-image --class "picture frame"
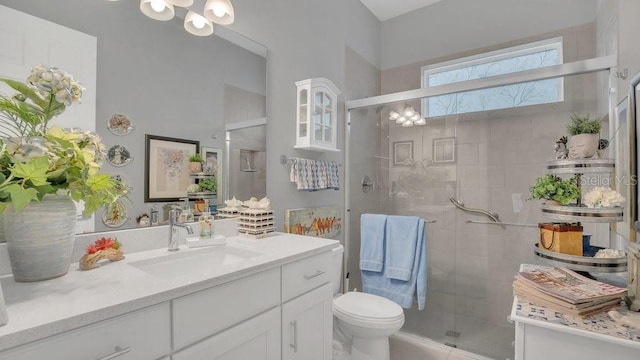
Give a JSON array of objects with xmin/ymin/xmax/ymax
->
[
  {"xmin": 144, "ymin": 135, "xmax": 199, "ymax": 202},
  {"xmin": 393, "ymin": 141, "xmax": 413, "ymax": 166},
  {"xmin": 433, "ymin": 137, "xmax": 456, "ymax": 163},
  {"xmin": 614, "ymin": 96, "xmax": 635, "ymax": 241},
  {"xmin": 201, "ymin": 147, "xmax": 223, "ymax": 204}
]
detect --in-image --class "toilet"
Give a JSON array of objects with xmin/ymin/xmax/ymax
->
[{"xmin": 331, "ymin": 244, "xmax": 405, "ymax": 360}]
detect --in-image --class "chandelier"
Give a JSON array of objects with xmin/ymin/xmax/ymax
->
[
  {"xmin": 389, "ymin": 106, "xmax": 426, "ymax": 127},
  {"xmin": 139, "ymin": 0, "xmax": 235, "ymax": 36}
]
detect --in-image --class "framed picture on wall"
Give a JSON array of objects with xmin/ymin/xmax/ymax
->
[
  {"xmin": 393, "ymin": 141, "xmax": 413, "ymax": 166},
  {"xmin": 144, "ymin": 135, "xmax": 199, "ymax": 202},
  {"xmin": 433, "ymin": 137, "xmax": 456, "ymax": 163}
]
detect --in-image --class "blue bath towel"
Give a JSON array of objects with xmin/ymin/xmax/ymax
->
[
  {"xmin": 362, "ymin": 218, "xmax": 427, "ymax": 310},
  {"xmin": 359, "ymin": 214, "xmax": 388, "ymax": 272},
  {"xmin": 384, "ymin": 215, "xmax": 421, "ymax": 281}
]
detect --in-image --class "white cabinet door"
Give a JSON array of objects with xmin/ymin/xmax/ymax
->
[
  {"xmin": 282, "ymin": 283, "xmax": 333, "ymax": 360},
  {"xmin": 0, "ymin": 303, "xmax": 171, "ymax": 360},
  {"xmin": 172, "ymin": 307, "xmax": 281, "ymax": 360}
]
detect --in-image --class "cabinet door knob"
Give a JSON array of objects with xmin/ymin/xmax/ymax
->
[
  {"xmin": 303, "ymin": 270, "xmax": 325, "ymax": 280},
  {"xmin": 96, "ymin": 346, "xmax": 131, "ymax": 360},
  {"xmin": 289, "ymin": 320, "xmax": 298, "ymax": 353}
]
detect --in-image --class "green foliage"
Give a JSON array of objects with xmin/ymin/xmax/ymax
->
[
  {"xmin": 198, "ymin": 177, "xmax": 217, "ymax": 193},
  {"xmin": 189, "ymin": 153, "xmax": 202, "ymax": 162},
  {"xmin": 566, "ymin": 114, "xmax": 602, "ymax": 135},
  {"xmin": 529, "ymin": 174, "xmax": 580, "ymax": 205},
  {"xmin": 0, "ymin": 66, "xmax": 126, "ymax": 214}
]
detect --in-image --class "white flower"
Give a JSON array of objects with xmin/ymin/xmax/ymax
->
[{"xmin": 583, "ymin": 187, "xmax": 625, "ymax": 208}]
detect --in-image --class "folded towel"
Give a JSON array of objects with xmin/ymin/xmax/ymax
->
[
  {"xmin": 359, "ymin": 214, "xmax": 388, "ymax": 272},
  {"xmin": 384, "ymin": 216, "xmax": 421, "ymax": 281},
  {"xmin": 290, "ymin": 158, "xmax": 340, "ymax": 191},
  {"xmin": 362, "ymin": 218, "xmax": 427, "ymax": 310}
]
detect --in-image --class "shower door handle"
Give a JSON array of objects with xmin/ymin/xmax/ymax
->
[{"xmin": 289, "ymin": 320, "xmax": 298, "ymax": 353}]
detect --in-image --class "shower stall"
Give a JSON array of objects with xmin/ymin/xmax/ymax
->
[{"xmin": 344, "ymin": 51, "xmax": 618, "ymax": 358}]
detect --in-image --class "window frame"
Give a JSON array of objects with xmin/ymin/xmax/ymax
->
[{"xmin": 421, "ymin": 37, "xmax": 564, "ymax": 117}]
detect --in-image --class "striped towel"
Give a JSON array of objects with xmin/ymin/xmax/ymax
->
[{"xmin": 290, "ymin": 158, "xmax": 340, "ymax": 191}]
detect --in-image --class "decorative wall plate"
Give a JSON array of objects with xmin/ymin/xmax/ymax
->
[
  {"xmin": 101, "ymin": 201, "xmax": 128, "ymax": 228},
  {"xmin": 111, "ymin": 174, "xmax": 132, "ymax": 197},
  {"xmin": 107, "ymin": 113, "xmax": 134, "ymax": 136},
  {"xmin": 107, "ymin": 144, "xmax": 132, "ymax": 167}
]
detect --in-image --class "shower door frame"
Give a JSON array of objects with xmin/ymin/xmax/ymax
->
[{"xmin": 342, "ymin": 54, "xmax": 617, "ymax": 315}]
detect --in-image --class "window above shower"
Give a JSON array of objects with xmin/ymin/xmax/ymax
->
[{"xmin": 421, "ymin": 37, "xmax": 564, "ymax": 117}]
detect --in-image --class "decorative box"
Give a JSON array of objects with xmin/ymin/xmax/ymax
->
[{"xmin": 539, "ymin": 223, "xmax": 583, "ymax": 256}]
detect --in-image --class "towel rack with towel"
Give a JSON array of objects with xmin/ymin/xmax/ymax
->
[{"xmin": 280, "ymin": 154, "xmax": 342, "ymax": 166}]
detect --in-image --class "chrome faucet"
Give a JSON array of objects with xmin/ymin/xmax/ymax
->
[{"xmin": 168, "ymin": 209, "xmax": 194, "ymax": 251}]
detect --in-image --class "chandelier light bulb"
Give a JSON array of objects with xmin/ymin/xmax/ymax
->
[
  {"xmin": 150, "ymin": 0, "xmax": 166, "ymax": 12},
  {"xmin": 140, "ymin": 0, "xmax": 175, "ymax": 21},
  {"xmin": 403, "ymin": 106, "xmax": 415, "ymax": 117},
  {"xmin": 192, "ymin": 16, "xmax": 205, "ymax": 29},
  {"xmin": 185, "ymin": 11, "xmax": 214, "ymax": 36},
  {"xmin": 204, "ymin": 0, "xmax": 235, "ymax": 25},
  {"xmin": 389, "ymin": 110, "xmax": 401, "ymax": 120},
  {"xmin": 212, "ymin": 3, "xmax": 227, "ymax": 17}
]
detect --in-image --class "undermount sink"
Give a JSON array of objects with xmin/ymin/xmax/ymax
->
[{"xmin": 129, "ymin": 246, "xmax": 263, "ymax": 279}]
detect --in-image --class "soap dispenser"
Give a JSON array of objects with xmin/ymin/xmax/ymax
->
[{"xmin": 199, "ymin": 199, "xmax": 213, "ymax": 238}]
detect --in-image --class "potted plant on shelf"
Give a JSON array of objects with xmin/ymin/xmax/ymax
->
[
  {"xmin": 529, "ymin": 174, "xmax": 580, "ymax": 206},
  {"xmin": 0, "ymin": 65, "xmax": 127, "ymax": 281},
  {"xmin": 197, "ymin": 177, "xmax": 217, "ymax": 194},
  {"xmin": 188, "ymin": 153, "xmax": 202, "ymax": 173},
  {"xmin": 566, "ymin": 113, "xmax": 601, "ymax": 159}
]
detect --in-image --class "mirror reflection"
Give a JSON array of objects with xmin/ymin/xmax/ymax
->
[{"xmin": 0, "ymin": 0, "xmax": 267, "ymax": 234}]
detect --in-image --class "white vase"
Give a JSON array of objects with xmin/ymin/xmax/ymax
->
[
  {"xmin": 4, "ymin": 194, "xmax": 76, "ymax": 282},
  {"xmin": 568, "ymin": 134, "xmax": 599, "ymax": 159}
]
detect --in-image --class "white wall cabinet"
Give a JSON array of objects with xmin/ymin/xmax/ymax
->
[
  {"xmin": 295, "ymin": 78, "xmax": 341, "ymax": 152},
  {"xmin": 282, "ymin": 283, "xmax": 333, "ymax": 360}
]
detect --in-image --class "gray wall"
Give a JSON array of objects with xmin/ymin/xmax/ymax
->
[
  {"xmin": 225, "ymin": 0, "xmax": 382, "ymax": 233},
  {"xmin": 0, "ymin": 0, "xmax": 267, "ymax": 231},
  {"xmin": 380, "ymin": 0, "xmax": 598, "ymax": 70}
]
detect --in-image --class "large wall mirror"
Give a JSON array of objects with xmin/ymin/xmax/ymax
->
[{"xmin": 0, "ymin": 0, "xmax": 267, "ymax": 233}]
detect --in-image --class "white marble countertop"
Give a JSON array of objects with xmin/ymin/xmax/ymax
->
[{"xmin": 0, "ymin": 232, "xmax": 338, "ymax": 352}]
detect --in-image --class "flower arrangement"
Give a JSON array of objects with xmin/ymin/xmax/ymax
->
[
  {"xmin": 529, "ymin": 174, "xmax": 581, "ymax": 205},
  {"xmin": 583, "ymin": 187, "xmax": 625, "ymax": 208},
  {"xmin": 0, "ymin": 66, "xmax": 125, "ymax": 214}
]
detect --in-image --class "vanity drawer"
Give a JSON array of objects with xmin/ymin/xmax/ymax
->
[
  {"xmin": 282, "ymin": 251, "xmax": 331, "ymax": 302},
  {"xmin": 0, "ymin": 303, "xmax": 171, "ymax": 360},
  {"xmin": 173, "ymin": 267, "xmax": 280, "ymax": 350}
]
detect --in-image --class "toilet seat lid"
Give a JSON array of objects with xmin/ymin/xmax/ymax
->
[{"xmin": 333, "ymin": 292, "xmax": 404, "ymax": 322}]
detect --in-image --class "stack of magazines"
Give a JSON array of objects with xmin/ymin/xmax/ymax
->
[{"xmin": 513, "ymin": 265, "xmax": 627, "ymax": 317}]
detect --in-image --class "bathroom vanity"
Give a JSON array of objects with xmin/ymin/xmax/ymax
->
[{"xmin": 0, "ymin": 233, "xmax": 337, "ymax": 360}]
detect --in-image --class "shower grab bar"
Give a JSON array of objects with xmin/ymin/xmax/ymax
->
[
  {"xmin": 465, "ymin": 220, "xmax": 538, "ymax": 228},
  {"xmin": 449, "ymin": 197, "xmax": 501, "ymax": 223}
]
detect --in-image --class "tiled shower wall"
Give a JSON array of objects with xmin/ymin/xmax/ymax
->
[{"xmin": 347, "ymin": 23, "xmax": 609, "ymax": 359}]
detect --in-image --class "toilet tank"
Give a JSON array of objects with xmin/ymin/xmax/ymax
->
[{"xmin": 331, "ymin": 244, "xmax": 344, "ymax": 295}]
